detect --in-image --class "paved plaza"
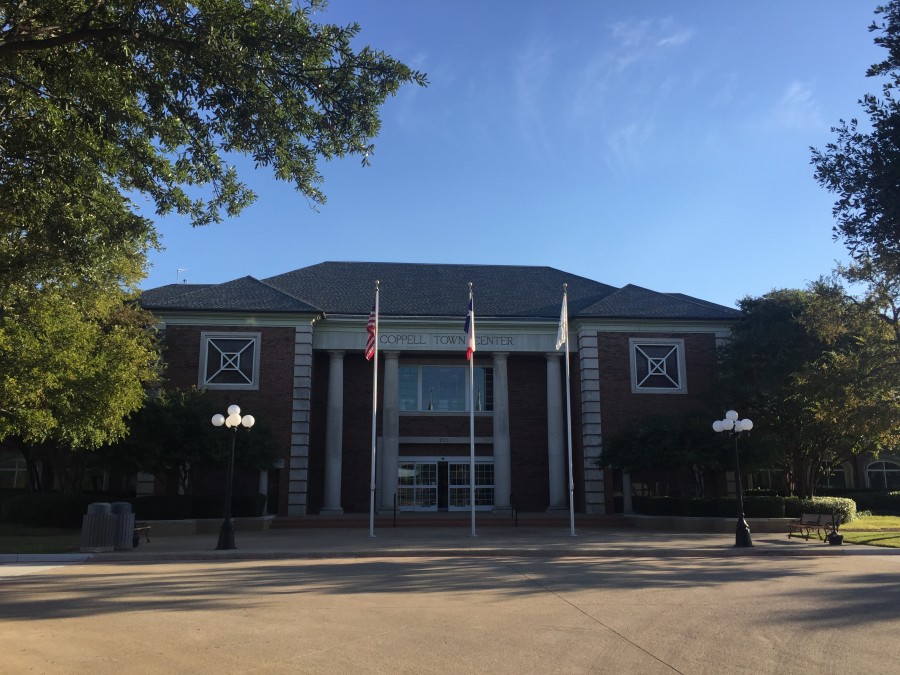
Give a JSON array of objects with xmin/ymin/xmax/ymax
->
[{"xmin": 2, "ymin": 528, "xmax": 899, "ymax": 673}]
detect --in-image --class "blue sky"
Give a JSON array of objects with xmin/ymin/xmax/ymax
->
[{"xmin": 141, "ymin": 2, "xmax": 885, "ymax": 309}]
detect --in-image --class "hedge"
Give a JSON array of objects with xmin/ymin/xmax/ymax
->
[
  {"xmin": 1, "ymin": 492, "xmax": 267, "ymax": 527},
  {"xmin": 632, "ymin": 496, "xmax": 785, "ymax": 518},
  {"xmin": 783, "ymin": 496, "xmax": 857, "ymax": 523},
  {"xmin": 839, "ymin": 491, "xmax": 900, "ymax": 515},
  {"xmin": 0, "ymin": 493, "xmax": 97, "ymax": 527}
]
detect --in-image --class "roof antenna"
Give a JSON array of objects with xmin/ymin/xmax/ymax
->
[{"xmin": 177, "ymin": 268, "xmax": 188, "ymax": 284}]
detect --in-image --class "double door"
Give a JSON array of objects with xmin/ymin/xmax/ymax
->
[{"xmin": 397, "ymin": 460, "xmax": 494, "ymax": 512}]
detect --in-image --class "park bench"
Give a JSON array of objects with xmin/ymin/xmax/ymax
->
[
  {"xmin": 788, "ymin": 513, "xmax": 838, "ymax": 541},
  {"xmin": 132, "ymin": 522, "xmax": 151, "ymax": 548}
]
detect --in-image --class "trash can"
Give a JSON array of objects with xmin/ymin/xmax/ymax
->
[
  {"xmin": 80, "ymin": 502, "xmax": 116, "ymax": 552},
  {"xmin": 110, "ymin": 502, "xmax": 135, "ymax": 551}
]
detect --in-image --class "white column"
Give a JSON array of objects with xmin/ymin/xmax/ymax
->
[
  {"xmin": 322, "ymin": 350, "xmax": 345, "ymax": 514},
  {"xmin": 546, "ymin": 353, "xmax": 566, "ymax": 510},
  {"xmin": 492, "ymin": 352, "xmax": 511, "ymax": 511},
  {"xmin": 380, "ymin": 351, "xmax": 400, "ymax": 511}
]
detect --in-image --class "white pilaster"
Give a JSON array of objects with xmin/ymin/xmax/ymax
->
[
  {"xmin": 322, "ymin": 350, "xmax": 345, "ymax": 514},
  {"xmin": 546, "ymin": 352, "xmax": 566, "ymax": 510},
  {"xmin": 492, "ymin": 352, "xmax": 511, "ymax": 511},
  {"xmin": 380, "ymin": 351, "xmax": 400, "ymax": 510}
]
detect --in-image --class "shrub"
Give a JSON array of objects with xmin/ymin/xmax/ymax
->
[
  {"xmin": 844, "ymin": 491, "xmax": 900, "ymax": 515},
  {"xmin": 632, "ymin": 495, "xmax": 785, "ymax": 518},
  {"xmin": 743, "ymin": 496, "xmax": 786, "ymax": 518},
  {"xmin": 129, "ymin": 493, "xmax": 266, "ymax": 520},
  {"xmin": 783, "ymin": 496, "xmax": 856, "ymax": 523},
  {"xmin": 0, "ymin": 492, "xmax": 97, "ymax": 527},
  {"xmin": 745, "ymin": 488, "xmax": 779, "ymax": 497},
  {"xmin": 130, "ymin": 495, "xmax": 193, "ymax": 520}
]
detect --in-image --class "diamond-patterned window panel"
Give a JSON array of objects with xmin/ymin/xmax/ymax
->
[
  {"xmin": 631, "ymin": 340, "xmax": 685, "ymax": 392},
  {"xmin": 201, "ymin": 334, "xmax": 259, "ymax": 389}
]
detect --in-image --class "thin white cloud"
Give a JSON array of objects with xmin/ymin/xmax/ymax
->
[
  {"xmin": 606, "ymin": 122, "xmax": 655, "ymax": 168},
  {"xmin": 570, "ymin": 18, "xmax": 695, "ymax": 166},
  {"xmin": 513, "ymin": 37, "xmax": 557, "ymax": 153},
  {"xmin": 769, "ymin": 80, "xmax": 824, "ymax": 131}
]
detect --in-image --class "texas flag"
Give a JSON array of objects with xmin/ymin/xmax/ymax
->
[{"xmin": 464, "ymin": 294, "xmax": 475, "ymax": 360}]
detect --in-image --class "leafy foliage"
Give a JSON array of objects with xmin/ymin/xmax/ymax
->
[
  {"xmin": 811, "ymin": 1, "xmax": 900, "ymax": 269},
  {"xmin": 719, "ymin": 286, "xmax": 900, "ymax": 497},
  {"xmin": 0, "ymin": 0, "xmax": 424, "ymax": 449},
  {"xmin": 0, "ymin": 285, "xmax": 158, "ymax": 448},
  {"xmin": 783, "ymin": 496, "xmax": 857, "ymax": 523},
  {"xmin": 99, "ymin": 388, "xmax": 280, "ymax": 495}
]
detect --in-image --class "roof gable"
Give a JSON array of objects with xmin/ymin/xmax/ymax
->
[{"xmin": 141, "ymin": 276, "xmax": 317, "ymax": 313}]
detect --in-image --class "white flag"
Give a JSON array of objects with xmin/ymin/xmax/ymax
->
[{"xmin": 556, "ymin": 293, "xmax": 568, "ymax": 350}]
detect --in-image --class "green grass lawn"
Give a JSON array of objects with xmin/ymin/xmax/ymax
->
[
  {"xmin": 0, "ymin": 523, "xmax": 81, "ymax": 554},
  {"xmin": 839, "ymin": 515, "xmax": 900, "ymax": 549}
]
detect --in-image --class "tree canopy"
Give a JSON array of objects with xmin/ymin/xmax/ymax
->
[
  {"xmin": 811, "ymin": 1, "xmax": 900, "ymax": 268},
  {"xmin": 718, "ymin": 285, "xmax": 900, "ymax": 497},
  {"xmin": 0, "ymin": 0, "xmax": 425, "ymax": 449}
]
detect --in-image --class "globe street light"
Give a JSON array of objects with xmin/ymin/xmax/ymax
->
[
  {"xmin": 713, "ymin": 410, "xmax": 754, "ymax": 548},
  {"xmin": 211, "ymin": 404, "xmax": 255, "ymax": 550}
]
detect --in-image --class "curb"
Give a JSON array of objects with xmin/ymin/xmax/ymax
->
[
  {"xmin": 88, "ymin": 546, "xmax": 859, "ymax": 563},
  {"xmin": 0, "ymin": 553, "xmax": 94, "ymax": 563}
]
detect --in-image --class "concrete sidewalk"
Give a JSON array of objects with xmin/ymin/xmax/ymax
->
[{"xmin": 2, "ymin": 524, "xmax": 892, "ymax": 564}]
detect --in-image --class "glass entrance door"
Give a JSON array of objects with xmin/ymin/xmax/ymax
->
[
  {"xmin": 397, "ymin": 462, "xmax": 438, "ymax": 511},
  {"xmin": 448, "ymin": 462, "xmax": 495, "ymax": 511}
]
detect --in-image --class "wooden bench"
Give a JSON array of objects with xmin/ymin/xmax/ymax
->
[
  {"xmin": 132, "ymin": 523, "xmax": 151, "ymax": 548},
  {"xmin": 788, "ymin": 513, "xmax": 838, "ymax": 540}
]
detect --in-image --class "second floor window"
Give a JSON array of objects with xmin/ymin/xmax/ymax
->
[{"xmin": 399, "ymin": 365, "xmax": 493, "ymax": 412}]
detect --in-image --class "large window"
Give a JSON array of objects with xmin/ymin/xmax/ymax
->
[
  {"xmin": 199, "ymin": 332, "xmax": 260, "ymax": 390},
  {"xmin": 0, "ymin": 450, "xmax": 27, "ymax": 489},
  {"xmin": 819, "ymin": 463, "xmax": 848, "ymax": 489},
  {"xmin": 630, "ymin": 338, "xmax": 686, "ymax": 393},
  {"xmin": 867, "ymin": 460, "xmax": 900, "ymax": 490},
  {"xmin": 399, "ymin": 365, "xmax": 493, "ymax": 412}
]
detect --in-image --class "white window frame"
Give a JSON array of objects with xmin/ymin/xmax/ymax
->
[
  {"xmin": 629, "ymin": 337, "xmax": 687, "ymax": 394},
  {"xmin": 398, "ymin": 364, "xmax": 493, "ymax": 413},
  {"xmin": 199, "ymin": 332, "xmax": 261, "ymax": 390},
  {"xmin": 866, "ymin": 459, "xmax": 900, "ymax": 490}
]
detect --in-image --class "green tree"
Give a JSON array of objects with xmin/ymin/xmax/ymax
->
[
  {"xmin": 719, "ymin": 286, "xmax": 900, "ymax": 497},
  {"xmin": 811, "ymin": 1, "xmax": 900, "ymax": 270},
  {"xmin": 0, "ymin": 0, "xmax": 425, "ymax": 448},
  {"xmin": 99, "ymin": 388, "xmax": 280, "ymax": 495},
  {"xmin": 0, "ymin": 283, "xmax": 158, "ymax": 449},
  {"xmin": 602, "ymin": 411, "xmax": 729, "ymax": 498}
]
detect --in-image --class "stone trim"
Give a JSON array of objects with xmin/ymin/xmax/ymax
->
[
  {"xmin": 578, "ymin": 329, "xmax": 605, "ymax": 514},
  {"xmin": 287, "ymin": 325, "xmax": 314, "ymax": 516}
]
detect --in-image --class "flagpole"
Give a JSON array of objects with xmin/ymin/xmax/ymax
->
[
  {"xmin": 369, "ymin": 280, "xmax": 380, "ymax": 538},
  {"xmin": 563, "ymin": 284, "xmax": 576, "ymax": 537},
  {"xmin": 468, "ymin": 282, "xmax": 477, "ymax": 538}
]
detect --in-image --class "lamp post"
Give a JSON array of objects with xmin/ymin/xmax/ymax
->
[
  {"xmin": 713, "ymin": 410, "xmax": 753, "ymax": 548},
  {"xmin": 211, "ymin": 404, "xmax": 255, "ymax": 550}
]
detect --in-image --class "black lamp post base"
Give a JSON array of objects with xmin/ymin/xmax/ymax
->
[
  {"xmin": 216, "ymin": 520, "xmax": 236, "ymax": 550},
  {"xmin": 735, "ymin": 519, "xmax": 753, "ymax": 548}
]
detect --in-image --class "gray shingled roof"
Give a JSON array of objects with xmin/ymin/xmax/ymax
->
[
  {"xmin": 141, "ymin": 276, "xmax": 317, "ymax": 313},
  {"xmin": 141, "ymin": 261, "xmax": 740, "ymax": 321}
]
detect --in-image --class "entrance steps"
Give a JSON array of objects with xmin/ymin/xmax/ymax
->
[{"xmin": 271, "ymin": 512, "xmax": 632, "ymax": 529}]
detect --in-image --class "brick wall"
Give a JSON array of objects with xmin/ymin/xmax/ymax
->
[
  {"xmin": 596, "ymin": 332, "xmax": 718, "ymax": 442},
  {"xmin": 161, "ymin": 324, "xmax": 297, "ymax": 512}
]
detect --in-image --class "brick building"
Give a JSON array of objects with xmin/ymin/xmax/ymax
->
[{"xmin": 140, "ymin": 261, "xmax": 740, "ymax": 517}]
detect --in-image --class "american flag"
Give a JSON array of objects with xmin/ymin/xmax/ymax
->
[{"xmin": 365, "ymin": 303, "xmax": 377, "ymax": 360}]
